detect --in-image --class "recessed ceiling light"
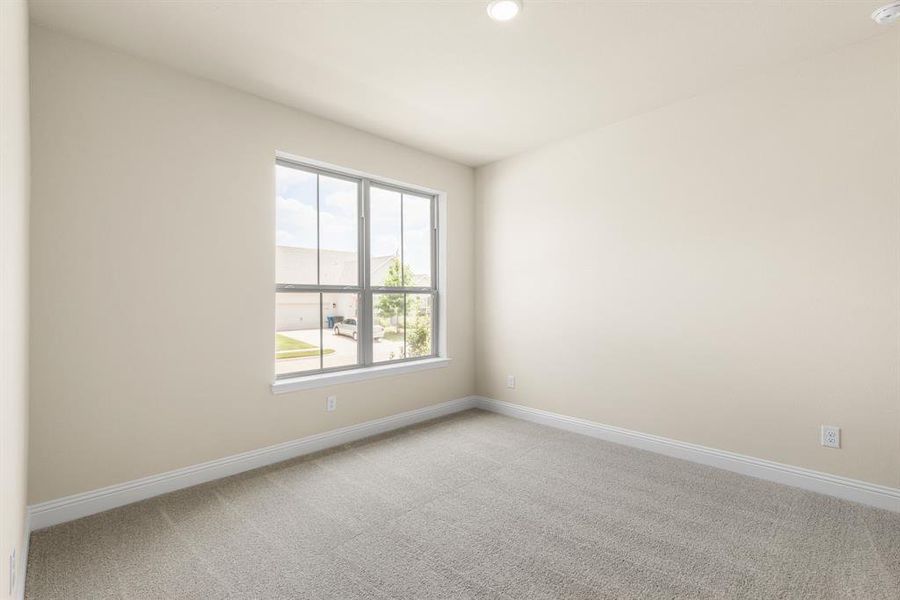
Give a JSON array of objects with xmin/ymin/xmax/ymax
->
[
  {"xmin": 872, "ymin": 1, "xmax": 900, "ymax": 24},
  {"xmin": 487, "ymin": 0, "xmax": 522, "ymax": 22}
]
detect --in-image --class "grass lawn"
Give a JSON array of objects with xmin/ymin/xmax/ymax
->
[{"xmin": 275, "ymin": 333, "xmax": 335, "ymax": 360}]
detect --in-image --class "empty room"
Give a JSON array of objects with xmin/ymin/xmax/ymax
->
[{"xmin": 3, "ymin": 0, "xmax": 900, "ymax": 598}]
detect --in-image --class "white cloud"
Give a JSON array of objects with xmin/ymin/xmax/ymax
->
[
  {"xmin": 371, "ymin": 233, "xmax": 401, "ymax": 258},
  {"xmin": 403, "ymin": 227, "xmax": 431, "ymax": 275},
  {"xmin": 319, "ymin": 210, "xmax": 357, "ymax": 251},
  {"xmin": 320, "ymin": 177, "xmax": 357, "ymax": 217},
  {"xmin": 276, "ymin": 195, "xmax": 317, "ymax": 248},
  {"xmin": 276, "ymin": 165, "xmax": 315, "ymax": 199},
  {"xmin": 274, "ymin": 168, "xmax": 431, "ymax": 273}
]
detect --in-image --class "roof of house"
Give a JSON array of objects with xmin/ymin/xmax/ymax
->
[{"xmin": 276, "ymin": 246, "xmax": 428, "ymax": 287}]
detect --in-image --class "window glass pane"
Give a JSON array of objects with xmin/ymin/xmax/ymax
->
[
  {"xmin": 370, "ymin": 186, "xmax": 402, "ymax": 287},
  {"xmin": 275, "ymin": 292, "xmax": 322, "ymax": 375},
  {"xmin": 373, "ymin": 293, "xmax": 405, "ymax": 362},
  {"xmin": 275, "ymin": 165, "xmax": 318, "ymax": 285},
  {"xmin": 319, "ymin": 175, "xmax": 358, "ymax": 286},
  {"xmin": 402, "ymin": 194, "xmax": 432, "ymax": 287},
  {"xmin": 405, "ymin": 293, "xmax": 434, "ymax": 358},
  {"xmin": 323, "ymin": 293, "xmax": 360, "ymax": 370}
]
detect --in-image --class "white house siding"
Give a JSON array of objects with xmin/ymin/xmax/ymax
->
[{"xmin": 276, "ymin": 291, "xmax": 359, "ymax": 332}]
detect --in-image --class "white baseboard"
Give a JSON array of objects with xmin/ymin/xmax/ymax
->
[
  {"xmin": 28, "ymin": 396, "xmax": 478, "ymax": 530},
  {"xmin": 474, "ymin": 396, "xmax": 900, "ymax": 513},
  {"xmin": 28, "ymin": 394, "xmax": 900, "ymax": 533}
]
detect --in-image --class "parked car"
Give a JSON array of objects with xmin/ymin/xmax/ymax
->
[{"xmin": 333, "ymin": 318, "xmax": 384, "ymax": 341}]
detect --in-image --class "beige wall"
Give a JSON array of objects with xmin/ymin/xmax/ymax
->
[
  {"xmin": 1, "ymin": 0, "xmax": 30, "ymax": 595},
  {"xmin": 476, "ymin": 33, "xmax": 900, "ymax": 488},
  {"xmin": 28, "ymin": 27, "xmax": 475, "ymax": 504},
  {"xmin": 26, "ymin": 21, "xmax": 900, "ymax": 507}
]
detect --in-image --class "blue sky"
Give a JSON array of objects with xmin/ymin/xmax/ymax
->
[{"xmin": 276, "ymin": 165, "xmax": 431, "ymax": 282}]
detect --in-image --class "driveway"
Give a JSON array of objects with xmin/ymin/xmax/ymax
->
[{"xmin": 276, "ymin": 328, "xmax": 404, "ymax": 375}]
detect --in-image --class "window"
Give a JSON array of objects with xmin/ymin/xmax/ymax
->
[{"xmin": 275, "ymin": 158, "xmax": 439, "ymax": 380}]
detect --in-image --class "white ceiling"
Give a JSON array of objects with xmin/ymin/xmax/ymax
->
[{"xmin": 29, "ymin": 1, "xmax": 890, "ymax": 166}]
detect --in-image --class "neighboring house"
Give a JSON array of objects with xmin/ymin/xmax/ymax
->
[
  {"xmin": 370, "ymin": 253, "xmax": 430, "ymax": 287},
  {"xmin": 277, "ymin": 246, "xmax": 423, "ymax": 331},
  {"xmin": 276, "ymin": 246, "xmax": 362, "ymax": 287}
]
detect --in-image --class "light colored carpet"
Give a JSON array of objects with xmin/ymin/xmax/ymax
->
[{"xmin": 26, "ymin": 409, "xmax": 900, "ymax": 599}]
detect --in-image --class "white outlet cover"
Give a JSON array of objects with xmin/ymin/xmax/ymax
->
[
  {"xmin": 506, "ymin": 375, "xmax": 516, "ymax": 389},
  {"xmin": 326, "ymin": 395, "xmax": 337, "ymax": 411},
  {"xmin": 821, "ymin": 425, "xmax": 841, "ymax": 449}
]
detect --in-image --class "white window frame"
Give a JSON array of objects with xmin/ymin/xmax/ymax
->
[{"xmin": 272, "ymin": 152, "xmax": 449, "ymax": 393}]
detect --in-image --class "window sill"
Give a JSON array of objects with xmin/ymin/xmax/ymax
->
[{"xmin": 271, "ymin": 357, "xmax": 451, "ymax": 394}]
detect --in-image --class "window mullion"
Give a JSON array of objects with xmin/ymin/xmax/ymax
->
[
  {"xmin": 431, "ymin": 196, "xmax": 438, "ymax": 357},
  {"xmin": 315, "ymin": 174, "xmax": 320, "ymax": 287},
  {"xmin": 400, "ymin": 191, "xmax": 405, "ymax": 287},
  {"xmin": 316, "ymin": 175, "xmax": 322, "ymax": 371},
  {"xmin": 361, "ymin": 179, "xmax": 373, "ymax": 367},
  {"xmin": 277, "ymin": 285, "xmax": 362, "ymax": 293}
]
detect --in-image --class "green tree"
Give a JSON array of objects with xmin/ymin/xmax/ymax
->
[
  {"xmin": 403, "ymin": 293, "xmax": 431, "ymax": 357},
  {"xmin": 375, "ymin": 258, "xmax": 413, "ymax": 324},
  {"xmin": 406, "ymin": 311, "xmax": 431, "ymax": 357},
  {"xmin": 375, "ymin": 258, "xmax": 430, "ymax": 357}
]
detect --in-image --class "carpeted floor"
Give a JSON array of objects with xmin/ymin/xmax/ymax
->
[{"xmin": 25, "ymin": 409, "xmax": 900, "ymax": 599}]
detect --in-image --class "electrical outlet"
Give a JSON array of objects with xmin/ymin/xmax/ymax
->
[
  {"xmin": 326, "ymin": 395, "xmax": 337, "ymax": 412},
  {"xmin": 821, "ymin": 425, "xmax": 840, "ymax": 449},
  {"xmin": 506, "ymin": 375, "xmax": 516, "ymax": 389}
]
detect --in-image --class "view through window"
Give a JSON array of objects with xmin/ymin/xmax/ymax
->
[{"xmin": 275, "ymin": 159, "xmax": 438, "ymax": 378}]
